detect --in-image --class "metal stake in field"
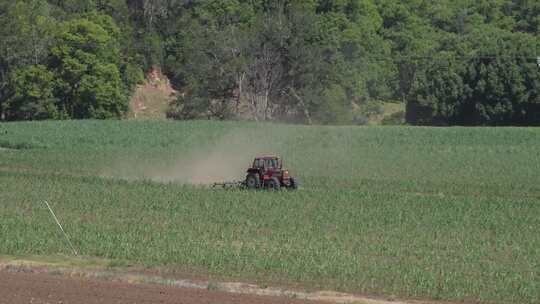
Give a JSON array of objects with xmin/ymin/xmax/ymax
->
[{"xmin": 43, "ymin": 201, "xmax": 79, "ymax": 256}]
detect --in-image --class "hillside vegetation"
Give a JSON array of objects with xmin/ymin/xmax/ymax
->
[
  {"xmin": 0, "ymin": 1, "xmax": 539, "ymax": 125},
  {"xmin": 1, "ymin": 121, "xmax": 540, "ymax": 303}
]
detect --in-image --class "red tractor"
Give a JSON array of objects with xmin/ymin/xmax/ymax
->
[{"xmin": 245, "ymin": 156, "xmax": 298, "ymax": 190}]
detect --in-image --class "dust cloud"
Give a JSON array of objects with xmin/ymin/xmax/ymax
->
[{"xmin": 102, "ymin": 129, "xmax": 274, "ymax": 185}]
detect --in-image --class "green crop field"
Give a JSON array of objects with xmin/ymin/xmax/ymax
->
[{"xmin": 1, "ymin": 120, "xmax": 539, "ymax": 303}]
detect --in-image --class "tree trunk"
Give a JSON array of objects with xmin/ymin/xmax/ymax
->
[
  {"xmin": 235, "ymin": 72, "xmax": 245, "ymax": 116},
  {"xmin": 288, "ymin": 87, "xmax": 312, "ymax": 125},
  {"xmin": 263, "ymin": 90, "xmax": 270, "ymax": 120}
]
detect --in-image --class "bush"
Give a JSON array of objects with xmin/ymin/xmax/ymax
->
[{"xmin": 381, "ymin": 110, "xmax": 406, "ymax": 125}]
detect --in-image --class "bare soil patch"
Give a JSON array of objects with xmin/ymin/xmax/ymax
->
[
  {"xmin": 0, "ymin": 270, "xmax": 321, "ymax": 304},
  {"xmin": 0, "ymin": 260, "xmax": 427, "ymax": 304},
  {"xmin": 129, "ymin": 67, "xmax": 176, "ymax": 120}
]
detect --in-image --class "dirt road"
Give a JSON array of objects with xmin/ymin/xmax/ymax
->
[{"xmin": 0, "ymin": 271, "xmax": 320, "ymax": 304}]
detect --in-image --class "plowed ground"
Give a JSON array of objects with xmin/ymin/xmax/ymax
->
[{"xmin": 0, "ymin": 271, "xmax": 319, "ymax": 304}]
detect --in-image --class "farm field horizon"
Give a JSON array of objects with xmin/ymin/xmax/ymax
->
[{"xmin": 1, "ymin": 120, "xmax": 540, "ymax": 304}]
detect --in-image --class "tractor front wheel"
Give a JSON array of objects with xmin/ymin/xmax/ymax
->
[
  {"xmin": 289, "ymin": 177, "xmax": 298, "ymax": 190},
  {"xmin": 267, "ymin": 177, "xmax": 281, "ymax": 191},
  {"xmin": 246, "ymin": 174, "xmax": 260, "ymax": 189}
]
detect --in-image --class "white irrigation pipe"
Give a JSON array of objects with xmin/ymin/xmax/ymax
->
[{"xmin": 43, "ymin": 201, "xmax": 79, "ymax": 256}]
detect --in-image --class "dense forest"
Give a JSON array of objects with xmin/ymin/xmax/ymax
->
[{"xmin": 0, "ymin": 0, "xmax": 539, "ymax": 125}]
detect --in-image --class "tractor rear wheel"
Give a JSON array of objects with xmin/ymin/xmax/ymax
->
[
  {"xmin": 246, "ymin": 174, "xmax": 260, "ymax": 189},
  {"xmin": 267, "ymin": 177, "xmax": 281, "ymax": 191}
]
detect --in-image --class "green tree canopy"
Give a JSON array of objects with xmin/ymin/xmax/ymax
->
[{"xmin": 1, "ymin": 0, "xmax": 539, "ymax": 125}]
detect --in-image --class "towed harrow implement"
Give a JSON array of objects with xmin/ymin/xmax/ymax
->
[{"xmin": 212, "ymin": 180, "xmax": 246, "ymax": 189}]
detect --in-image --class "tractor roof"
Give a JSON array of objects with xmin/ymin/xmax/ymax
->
[{"xmin": 255, "ymin": 155, "xmax": 279, "ymax": 159}]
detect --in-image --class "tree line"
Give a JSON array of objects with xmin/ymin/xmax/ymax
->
[{"xmin": 1, "ymin": 0, "xmax": 539, "ymax": 125}]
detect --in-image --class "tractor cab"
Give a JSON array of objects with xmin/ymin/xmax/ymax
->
[{"xmin": 252, "ymin": 156, "xmax": 281, "ymax": 171}]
